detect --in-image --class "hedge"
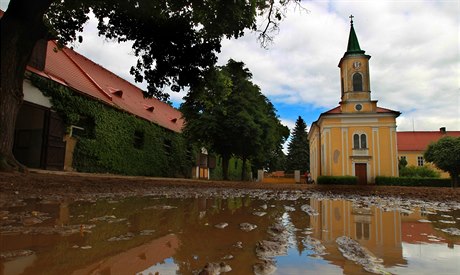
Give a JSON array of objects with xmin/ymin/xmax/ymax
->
[
  {"xmin": 375, "ymin": 176, "xmax": 451, "ymax": 187},
  {"xmin": 317, "ymin": 176, "xmax": 358, "ymax": 185}
]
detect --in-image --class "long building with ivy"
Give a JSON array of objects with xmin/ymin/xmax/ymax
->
[{"xmin": 16, "ymin": 39, "xmax": 195, "ymax": 177}]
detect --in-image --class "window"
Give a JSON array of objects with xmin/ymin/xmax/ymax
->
[
  {"xmin": 417, "ymin": 156, "xmax": 424, "ymax": 166},
  {"xmin": 353, "ymin": 73, "xmax": 363, "ymax": 91},
  {"xmin": 72, "ymin": 116, "xmax": 95, "ymax": 139},
  {"xmin": 356, "ymin": 222, "xmax": 370, "ymax": 240},
  {"xmin": 163, "ymin": 139, "xmax": 172, "ymax": 155},
  {"xmin": 341, "ymin": 78, "xmax": 344, "ymax": 97},
  {"xmin": 360, "ymin": 134, "xmax": 367, "ymax": 149},
  {"xmin": 133, "ymin": 130, "xmax": 144, "ymax": 149},
  {"xmin": 353, "ymin": 133, "xmax": 367, "ymax": 149},
  {"xmin": 353, "ymin": 134, "xmax": 360, "ymax": 149}
]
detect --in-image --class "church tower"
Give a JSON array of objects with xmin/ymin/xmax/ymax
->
[
  {"xmin": 338, "ymin": 16, "xmax": 377, "ymax": 114},
  {"xmin": 308, "ymin": 16, "xmax": 400, "ymax": 185}
]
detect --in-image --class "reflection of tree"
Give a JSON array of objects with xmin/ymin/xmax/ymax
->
[
  {"xmin": 425, "ymin": 208, "xmax": 460, "ymax": 246},
  {"xmin": 287, "ymin": 200, "xmax": 311, "ymax": 255},
  {"xmin": 173, "ymin": 198, "xmax": 285, "ymax": 274}
]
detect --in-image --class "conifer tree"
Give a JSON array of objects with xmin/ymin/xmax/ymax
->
[{"xmin": 286, "ymin": 116, "xmax": 309, "ymax": 173}]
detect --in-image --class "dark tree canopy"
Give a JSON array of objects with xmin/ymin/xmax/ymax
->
[
  {"xmin": 0, "ymin": 0, "xmax": 300, "ymax": 171},
  {"xmin": 266, "ymin": 146, "xmax": 287, "ymax": 172},
  {"xmin": 424, "ymin": 136, "xmax": 460, "ymax": 188},
  {"xmin": 181, "ymin": 59, "xmax": 289, "ymax": 180},
  {"xmin": 286, "ymin": 116, "xmax": 309, "ymax": 173},
  {"xmin": 44, "ymin": 0, "xmax": 300, "ymax": 101}
]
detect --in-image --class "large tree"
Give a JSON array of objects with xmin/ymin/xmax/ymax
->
[
  {"xmin": 0, "ymin": 0, "xmax": 300, "ymax": 171},
  {"xmin": 286, "ymin": 116, "xmax": 309, "ymax": 173},
  {"xmin": 181, "ymin": 59, "xmax": 289, "ymax": 180},
  {"xmin": 424, "ymin": 136, "xmax": 460, "ymax": 188}
]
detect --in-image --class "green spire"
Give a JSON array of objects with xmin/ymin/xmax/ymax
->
[{"xmin": 345, "ymin": 15, "xmax": 365, "ymax": 56}]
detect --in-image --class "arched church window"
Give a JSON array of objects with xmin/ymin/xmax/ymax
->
[
  {"xmin": 341, "ymin": 78, "xmax": 344, "ymax": 97},
  {"xmin": 360, "ymin": 134, "xmax": 367, "ymax": 149},
  {"xmin": 353, "ymin": 134, "xmax": 360, "ymax": 149},
  {"xmin": 353, "ymin": 73, "xmax": 363, "ymax": 91},
  {"xmin": 353, "ymin": 133, "xmax": 367, "ymax": 149}
]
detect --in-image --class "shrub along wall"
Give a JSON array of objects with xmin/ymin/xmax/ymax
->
[
  {"xmin": 31, "ymin": 75, "xmax": 196, "ymax": 177},
  {"xmin": 210, "ymin": 156, "xmax": 252, "ymax": 181},
  {"xmin": 317, "ymin": 176, "xmax": 358, "ymax": 185},
  {"xmin": 375, "ymin": 176, "xmax": 451, "ymax": 187}
]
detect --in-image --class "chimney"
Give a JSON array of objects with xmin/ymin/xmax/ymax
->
[{"xmin": 440, "ymin": 127, "xmax": 446, "ymax": 134}]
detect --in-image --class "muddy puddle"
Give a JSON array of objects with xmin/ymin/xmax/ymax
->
[{"xmin": 1, "ymin": 190, "xmax": 459, "ymax": 274}]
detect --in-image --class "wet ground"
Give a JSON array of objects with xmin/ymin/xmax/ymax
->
[{"xmin": 1, "ymin": 171, "xmax": 460, "ymax": 274}]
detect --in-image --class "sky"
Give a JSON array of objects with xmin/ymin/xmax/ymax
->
[{"xmin": 2, "ymin": 0, "xmax": 459, "ymax": 134}]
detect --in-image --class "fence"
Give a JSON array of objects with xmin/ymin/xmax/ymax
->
[{"xmin": 259, "ymin": 170, "xmax": 304, "ymax": 184}]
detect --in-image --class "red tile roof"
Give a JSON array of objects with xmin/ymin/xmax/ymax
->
[
  {"xmin": 27, "ymin": 41, "xmax": 184, "ymax": 133},
  {"xmin": 397, "ymin": 131, "xmax": 460, "ymax": 151}
]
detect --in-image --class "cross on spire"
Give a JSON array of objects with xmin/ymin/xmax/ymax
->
[{"xmin": 349, "ymin": 14, "xmax": 354, "ymax": 24}]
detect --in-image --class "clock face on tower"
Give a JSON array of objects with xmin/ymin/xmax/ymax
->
[{"xmin": 353, "ymin": 61, "xmax": 361, "ymax": 70}]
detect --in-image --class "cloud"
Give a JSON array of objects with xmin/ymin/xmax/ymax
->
[
  {"xmin": 34, "ymin": 0, "xmax": 458, "ymax": 132},
  {"xmin": 218, "ymin": 0, "xmax": 460, "ymax": 131}
]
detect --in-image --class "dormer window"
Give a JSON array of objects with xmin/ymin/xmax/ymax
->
[
  {"xmin": 108, "ymin": 87, "xmax": 123, "ymax": 97},
  {"xmin": 353, "ymin": 73, "xmax": 363, "ymax": 91},
  {"xmin": 144, "ymin": 104, "xmax": 154, "ymax": 112}
]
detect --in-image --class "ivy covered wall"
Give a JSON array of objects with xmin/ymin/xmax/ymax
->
[{"xmin": 31, "ymin": 75, "xmax": 196, "ymax": 177}]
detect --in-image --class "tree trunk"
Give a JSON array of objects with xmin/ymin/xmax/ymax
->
[
  {"xmin": 241, "ymin": 157, "xmax": 247, "ymax": 181},
  {"xmin": 0, "ymin": 0, "xmax": 51, "ymax": 171},
  {"xmin": 222, "ymin": 154, "xmax": 230, "ymax": 180},
  {"xmin": 451, "ymin": 172, "xmax": 459, "ymax": 188}
]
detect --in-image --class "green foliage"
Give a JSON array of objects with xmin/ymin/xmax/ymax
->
[
  {"xmin": 266, "ymin": 147, "xmax": 287, "ymax": 172},
  {"xmin": 41, "ymin": 0, "xmax": 300, "ymax": 101},
  {"xmin": 31, "ymin": 75, "xmax": 195, "ymax": 177},
  {"xmin": 424, "ymin": 136, "xmax": 460, "ymax": 187},
  {"xmin": 181, "ymin": 59, "xmax": 289, "ymax": 180},
  {"xmin": 399, "ymin": 165, "xmax": 440, "ymax": 178},
  {"xmin": 210, "ymin": 157, "xmax": 252, "ymax": 181},
  {"xmin": 286, "ymin": 116, "xmax": 309, "ymax": 173},
  {"xmin": 398, "ymin": 157, "xmax": 407, "ymax": 170},
  {"xmin": 317, "ymin": 176, "xmax": 357, "ymax": 185},
  {"xmin": 375, "ymin": 176, "xmax": 451, "ymax": 187}
]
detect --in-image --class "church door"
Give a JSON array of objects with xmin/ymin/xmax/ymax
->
[{"xmin": 355, "ymin": 163, "xmax": 367, "ymax": 185}]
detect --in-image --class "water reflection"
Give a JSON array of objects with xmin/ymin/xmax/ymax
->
[{"xmin": 1, "ymin": 195, "xmax": 459, "ymax": 275}]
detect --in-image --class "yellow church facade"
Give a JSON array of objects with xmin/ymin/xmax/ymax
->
[{"xmin": 309, "ymin": 18, "xmax": 400, "ymax": 184}]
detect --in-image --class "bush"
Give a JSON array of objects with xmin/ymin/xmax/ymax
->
[
  {"xmin": 399, "ymin": 165, "xmax": 440, "ymax": 178},
  {"xmin": 317, "ymin": 176, "xmax": 357, "ymax": 185},
  {"xmin": 375, "ymin": 176, "xmax": 451, "ymax": 187},
  {"xmin": 210, "ymin": 157, "xmax": 251, "ymax": 181}
]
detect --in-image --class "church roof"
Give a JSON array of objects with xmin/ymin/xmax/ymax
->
[
  {"xmin": 345, "ymin": 16, "xmax": 365, "ymax": 56},
  {"xmin": 322, "ymin": 105, "xmax": 400, "ymax": 115},
  {"xmin": 397, "ymin": 130, "xmax": 460, "ymax": 151}
]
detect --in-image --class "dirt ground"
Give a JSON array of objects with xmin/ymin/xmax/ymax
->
[{"xmin": 1, "ymin": 170, "xmax": 459, "ymax": 206}]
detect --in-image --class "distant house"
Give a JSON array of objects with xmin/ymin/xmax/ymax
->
[
  {"xmin": 397, "ymin": 128, "xmax": 460, "ymax": 178},
  {"xmin": 13, "ymin": 36, "xmax": 198, "ymax": 177}
]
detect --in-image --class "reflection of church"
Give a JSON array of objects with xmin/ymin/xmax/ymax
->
[
  {"xmin": 305, "ymin": 198, "xmax": 457, "ymax": 273},
  {"xmin": 308, "ymin": 199, "xmax": 404, "ymax": 273},
  {"xmin": 308, "ymin": 16, "xmax": 400, "ymax": 184}
]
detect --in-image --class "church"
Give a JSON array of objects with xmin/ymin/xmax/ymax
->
[{"xmin": 308, "ymin": 17, "xmax": 400, "ymax": 184}]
